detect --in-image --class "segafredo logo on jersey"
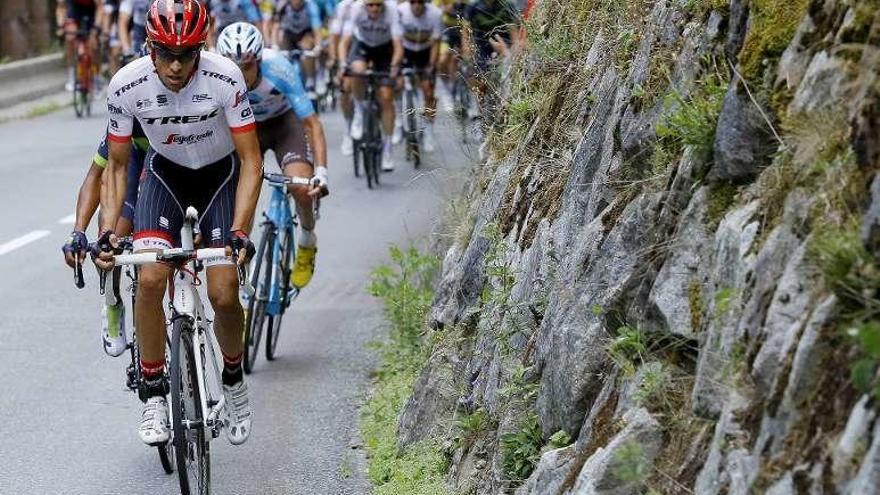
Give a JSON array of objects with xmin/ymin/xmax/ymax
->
[
  {"xmin": 162, "ymin": 129, "xmax": 215, "ymax": 145},
  {"xmin": 144, "ymin": 108, "xmax": 220, "ymax": 125},
  {"xmin": 114, "ymin": 75, "xmax": 149, "ymax": 96},
  {"xmin": 201, "ymin": 70, "xmax": 237, "ymax": 86}
]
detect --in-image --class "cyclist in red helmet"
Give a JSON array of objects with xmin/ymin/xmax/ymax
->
[{"xmin": 96, "ymin": 0, "xmax": 263, "ymax": 447}]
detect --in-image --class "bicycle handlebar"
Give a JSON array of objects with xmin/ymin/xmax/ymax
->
[
  {"xmin": 113, "ymin": 247, "xmax": 229, "ymax": 266},
  {"xmin": 263, "ymin": 172, "xmax": 315, "ymax": 186}
]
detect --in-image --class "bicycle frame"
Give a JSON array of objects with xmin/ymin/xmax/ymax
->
[{"xmin": 261, "ymin": 180, "xmax": 297, "ymax": 317}]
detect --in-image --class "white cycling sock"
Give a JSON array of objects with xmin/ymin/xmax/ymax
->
[{"xmin": 299, "ymin": 227, "xmax": 317, "ymax": 248}]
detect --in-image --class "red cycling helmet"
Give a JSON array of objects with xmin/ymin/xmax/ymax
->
[{"xmin": 145, "ymin": 0, "xmax": 209, "ymax": 49}]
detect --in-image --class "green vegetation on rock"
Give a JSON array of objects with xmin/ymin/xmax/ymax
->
[
  {"xmin": 738, "ymin": 0, "xmax": 810, "ymax": 81},
  {"xmin": 363, "ymin": 246, "xmax": 449, "ymax": 495}
]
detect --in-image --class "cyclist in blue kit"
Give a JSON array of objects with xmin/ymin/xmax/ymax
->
[{"xmin": 218, "ymin": 22, "xmax": 329, "ymax": 288}]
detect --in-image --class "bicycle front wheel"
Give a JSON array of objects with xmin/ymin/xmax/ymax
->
[
  {"xmin": 266, "ymin": 226, "xmax": 295, "ymax": 361},
  {"xmin": 245, "ymin": 224, "xmax": 274, "ymax": 373},
  {"xmin": 170, "ymin": 317, "xmax": 209, "ymax": 495}
]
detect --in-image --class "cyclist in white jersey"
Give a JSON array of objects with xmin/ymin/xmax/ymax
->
[
  {"xmin": 218, "ymin": 22, "xmax": 329, "ymax": 288},
  {"xmin": 96, "ymin": 0, "xmax": 262, "ymax": 448},
  {"xmin": 340, "ymin": 0, "xmax": 403, "ymax": 171},
  {"xmin": 397, "ymin": 0, "xmax": 442, "ymax": 152},
  {"xmin": 329, "ymin": 0, "xmax": 356, "ymax": 155}
]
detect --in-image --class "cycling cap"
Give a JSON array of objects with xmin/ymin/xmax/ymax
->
[
  {"xmin": 146, "ymin": 0, "xmax": 209, "ymax": 49},
  {"xmin": 217, "ymin": 22, "xmax": 264, "ymax": 64}
]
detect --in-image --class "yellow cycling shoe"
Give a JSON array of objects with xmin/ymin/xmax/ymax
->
[{"xmin": 291, "ymin": 245, "xmax": 317, "ymax": 289}]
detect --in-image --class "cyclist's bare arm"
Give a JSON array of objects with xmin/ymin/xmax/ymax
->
[
  {"xmin": 303, "ymin": 114, "xmax": 328, "ymax": 196},
  {"xmin": 430, "ymin": 39, "xmax": 440, "ymax": 67},
  {"xmin": 391, "ymin": 37, "xmax": 404, "ymax": 69},
  {"xmin": 76, "ymin": 162, "xmax": 104, "ymax": 233},
  {"xmin": 338, "ymin": 34, "xmax": 352, "ymax": 64},
  {"xmin": 118, "ymin": 10, "xmax": 132, "ymax": 53},
  {"xmin": 230, "ymin": 129, "xmax": 264, "ymax": 240},
  {"xmin": 100, "ymin": 138, "xmax": 132, "ymax": 235}
]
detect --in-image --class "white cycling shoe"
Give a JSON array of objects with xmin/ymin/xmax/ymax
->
[
  {"xmin": 350, "ymin": 109, "xmax": 364, "ymax": 140},
  {"xmin": 223, "ymin": 380, "xmax": 252, "ymax": 445},
  {"xmin": 382, "ymin": 147, "xmax": 395, "ymax": 172},
  {"xmin": 341, "ymin": 135, "xmax": 353, "ymax": 156},
  {"xmin": 139, "ymin": 396, "xmax": 170, "ymax": 446},
  {"xmin": 101, "ymin": 302, "xmax": 128, "ymax": 357}
]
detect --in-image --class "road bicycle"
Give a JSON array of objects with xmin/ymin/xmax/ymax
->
[
  {"xmin": 346, "ymin": 70, "xmax": 389, "ymax": 189},
  {"xmin": 243, "ymin": 173, "xmax": 321, "ymax": 374},
  {"xmin": 400, "ymin": 67, "xmax": 431, "ymax": 169},
  {"xmin": 73, "ymin": 237, "xmax": 175, "ymax": 476},
  {"xmin": 111, "ymin": 207, "xmax": 249, "ymax": 495},
  {"xmin": 72, "ymin": 17, "xmax": 95, "ymax": 118}
]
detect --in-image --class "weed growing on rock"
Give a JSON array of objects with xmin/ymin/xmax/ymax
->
[
  {"xmin": 500, "ymin": 413, "xmax": 543, "ymax": 481},
  {"xmin": 608, "ymin": 325, "xmax": 648, "ymax": 376},
  {"xmin": 363, "ymin": 246, "xmax": 449, "ymax": 494},
  {"xmin": 656, "ymin": 75, "xmax": 728, "ymax": 155},
  {"xmin": 611, "ymin": 440, "xmax": 650, "ymax": 485}
]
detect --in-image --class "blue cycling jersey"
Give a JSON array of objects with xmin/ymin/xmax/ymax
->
[{"xmin": 247, "ymin": 49, "xmax": 315, "ymax": 122}]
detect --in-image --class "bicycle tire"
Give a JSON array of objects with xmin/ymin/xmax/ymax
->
[
  {"xmin": 244, "ymin": 224, "xmax": 274, "ymax": 374},
  {"xmin": 170, "ymin": 317, "xmax": 208, "ymax": 495},
  {"xmin": 73, "ymin": 85, "xmax": 85, "ymax": 118},
  {"xmin": 266, "ymin": 226, "xmax": 294, "ymax": 361},
  {"xmin": 157, "ymin": 443, "xmax": 174, "ymax": 474},
  {"xmin": 352, "ymin": 139, "xmax": 361, "ymax": 178}
]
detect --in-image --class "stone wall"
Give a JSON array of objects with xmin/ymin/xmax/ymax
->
[{"xmin": 393, "ymin": 0, "xmax": 880, "ymax": 493}]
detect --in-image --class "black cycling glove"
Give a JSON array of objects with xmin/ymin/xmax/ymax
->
[{"xmin": 226, "ymin": 230, "xmax": 255, "ymax": 263}]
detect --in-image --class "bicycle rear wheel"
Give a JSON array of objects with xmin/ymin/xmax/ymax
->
[
  {"xmin": 170, "ymin": 317, "xmax": 209, "ymax": 495},
  {"xmin": 266, "ymin": 226, "xmax": 295, "ymax": 361},
  {"xmin": 244, "ymin": 224, "xmax": 274, "ymax": 374}
]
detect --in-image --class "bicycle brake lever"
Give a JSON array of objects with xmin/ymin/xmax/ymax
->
[
  {"xmin": 74, "ymin": 257, "xmax": 85, "ymax": 289},
  {"xmin": 98, "ymin": 269, "xmax": 107, "ymax": 296}
]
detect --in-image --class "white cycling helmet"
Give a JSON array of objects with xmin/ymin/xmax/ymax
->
[{"xmin": 217, "ymin": 22, "xmax": 264, "ymax": 64}]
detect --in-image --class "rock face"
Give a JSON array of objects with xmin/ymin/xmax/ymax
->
[{"xmin": 388, "ymin": 1, "xmax": 880, "ymax": 494}]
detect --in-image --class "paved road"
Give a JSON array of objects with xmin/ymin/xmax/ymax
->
[{"xmin": 0, "ymin": 94, "xmax": 475, "ymax": 494}]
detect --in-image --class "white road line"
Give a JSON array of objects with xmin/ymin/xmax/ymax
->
[
  {"xmin": 58, "ymin": 214, "xmax": 76, "ymax": 224},
  {"xmin": 0, "ymin": 230, "xmax": 51, "ymax": 256}
]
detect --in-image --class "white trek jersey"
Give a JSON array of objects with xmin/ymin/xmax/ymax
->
[
  {"xmin": 329, "ymin": 0, "xmax": 355, "ymax": 35},
  {"xmin": 343, "ymin": 0, "xmax": 402, "ymax": 47},
  {"xmin": 106, "ymin": 52, "xmax": 256, "ymax": 169},
  {"xmin": 397, "ymin": 2, "xmax": 442, "ymax": 52}
]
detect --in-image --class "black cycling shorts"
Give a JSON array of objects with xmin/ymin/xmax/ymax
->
[
  {"xmin": 403, "ymin": 48, "xmax": 432, "ymax": 70},
  {"xmin": 281, "ymin": 29, "xmax": 314, "ymax": 50},
  {"xmin": 133, "ymin": 150, "xmax": 239, "ymax": 263},
  {"xmin": 257, "ymin": 110, "xmax": 314, "ymax": 169},
  {"xmin": 347, "ymin": 40, "xmax": 395, "ymax": 86},
  {"xmin": 66, "ymin": 1, "xmax": 97, "ymax": 31}
]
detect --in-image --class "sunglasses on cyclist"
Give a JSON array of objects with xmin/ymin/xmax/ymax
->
[
  {"xmin": 151, "ymin": 43, "xmax": 202, "ymax": 64},
  {"xmin": 365, "ymin": 2, "xmax": 383, "ymax": 7},
  {"xmin": 410, "ymin": 0, "xmax": 425, "ymax": 4}
]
